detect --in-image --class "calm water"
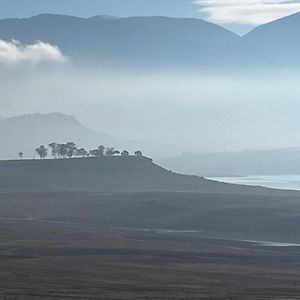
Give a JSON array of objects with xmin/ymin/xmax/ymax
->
[{"xmin": 209, "ymin": 175, "xmax": 300, "ymax": 191}]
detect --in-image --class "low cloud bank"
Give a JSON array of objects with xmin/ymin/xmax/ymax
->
[{"xmin": 0, "ymin": 39, "xmax": 66, "ymax": 65}]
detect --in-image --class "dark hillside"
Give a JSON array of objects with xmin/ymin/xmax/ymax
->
[{"xmin": 0, "ymin": 156, "xmax": 299, "ymax": 195}]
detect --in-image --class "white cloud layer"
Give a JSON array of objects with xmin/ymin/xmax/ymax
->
[
  {"xmin": 0, "ymin": 40, "xmax": 66, "ymax": 65},
  {"xmin": 194, "ymin": 0, "xmax": 300, "ymax": 25}
]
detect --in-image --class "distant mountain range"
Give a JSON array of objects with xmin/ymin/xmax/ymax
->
[
  {"xmin": 1, "ymin": 13, "xmax": 300, "ymax": 69},
  {"xmin": 0, "ymin": 113, "xmax": 127, "ymax": 160},
  {"xmin": 240, "ymin": 12, "xmax": 300, "ymax": 68},
  {"xmin": 159, "ymin": 149, "xmax": 300, "ymax": 177},
  {"xmin": 0, "ymin": 14, "xmax": 238, "ymax": 69}
]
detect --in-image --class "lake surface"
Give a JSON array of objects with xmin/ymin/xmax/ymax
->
[
  {"xmin": 209, "ymin": 175, "xmax": 300, "ymax": 190},
  {"xmin": 243, "ymin": 240, "xmax": 300, "ymax": 247}
]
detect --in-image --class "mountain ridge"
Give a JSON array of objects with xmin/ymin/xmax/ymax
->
[
  {"xmin": 159, "ymin": 148, "xmax": 300, "ymax": 177},
  {"xmin": 0, "ymin": 14, "xmax": 239, "ymax": 69},
  {"xmin": 2, "ymin": 13, "xmax": 300, "ymax": 69},
  {"xmin": 0, "ymin": 112, "xmax": 128, "ymax": 160},
  {"xmin": 244, "ymin": 11, "xmax": 300, "ymax": 36}
]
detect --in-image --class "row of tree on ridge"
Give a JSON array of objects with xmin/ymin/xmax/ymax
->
[{"xmin": 18, "ymin": 142, "xmax": 143, "ymax": 159}]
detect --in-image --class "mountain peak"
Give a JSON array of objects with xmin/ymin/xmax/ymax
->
[
  {"xmin": 245, "ymin": 10, "xmax": 300, "ymax": 36},
  {"xmin": 3, "ymin": 112, "xmax": 79, "ymax": 124},
  {"xmin": 0, "ymin": 113, "xmax": 123, "ymax": 160},
  {"xmin": 88, "ymin": 15, "xmax": 121, "ymax": 20}
]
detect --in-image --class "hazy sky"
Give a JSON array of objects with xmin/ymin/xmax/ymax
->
[
  {"xmin": 1, "ymin": 0, "xmax": 300, "ymax": 157},
  {"xmin": 1, "ymin": 0, "xmax": 300, "ymax": 34},
  {"xmin": 2, "ymin": 65, "xmax": 300, "ymax": 157}
]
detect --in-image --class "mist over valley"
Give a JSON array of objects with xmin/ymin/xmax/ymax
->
[{"xmin": 2, "ymin": 6, "xmax": 300, "ymax": 299}]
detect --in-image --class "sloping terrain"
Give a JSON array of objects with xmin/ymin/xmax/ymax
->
[
  {"xmin": 0, "ymin": 155, "xmax": 299, "ymax": 195},
  {"xmin": 242, "ymin": 12, "xmax": 300, "ymax": 68}
]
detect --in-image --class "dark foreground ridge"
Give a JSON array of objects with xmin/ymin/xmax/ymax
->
[
  {"xmin": 0, "ymin": 155, "xmax": 298, "ymax": 195},
  {"xmin": 1, "ymin": 157, "xmax": 300, "ymax": 298}
]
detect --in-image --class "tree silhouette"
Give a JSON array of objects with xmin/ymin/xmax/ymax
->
[
  {"xmin": 57, "ymin": 144, "xmax": 68, "ymax": 158},
  {"xmin": 89, "ymin": 149, "xmax": 98, "ymax": 157},
  {"xmin": 135, "ymin": 151, "xmax": 143, "ymax": 157},
  {"xmin": 35, "ymin": 146, "xmax": 48, "ymax": 159},
  {"xmin": 105, "ymin": 147, "xmax": 116, "ymax": 156},
  {"xmin": 76, "ymin": 148, "xmax": 88, "ymax": 157},
  {"xmin": 66, "ymin": 142, "xmax": 77, "ymax": 158},
  {"xmin": 121, "ymin": 150, "xmax": 130, "ymax": 157},
  {"xmin": 18, "ymin": 152, "xmax": 23, "ymax": 159},
  {"xmin": 33, "ymin": 142, "xmax": 143, "ymax": 160},
  {"xmin": 81, "ymin": 148, "xmax": 88, "ymax": 157},
  {"xmin": 48, "ymin": 143, "xmax": 58, "ymax": 158},
  {"xmin": 89, "ymin": 146, "xmax": 106, "ymax": 157},
  {"xmin": 97, "ymin": 145, "xmax": 105, "ymax": 156}
]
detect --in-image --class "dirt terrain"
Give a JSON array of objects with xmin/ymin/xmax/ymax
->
[
  {"xmin": 1, "ymin": 191, "xmax": 300, "ymax": 299},
  {"xmin": 1, "ymin": 158, "xmax": 300, "ymax": 299}
]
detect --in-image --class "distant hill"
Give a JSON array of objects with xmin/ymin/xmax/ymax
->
[
  {"xmin": 1, "ymin": 13, "xmax": 300, "ymax": 69},
  {"xmin": 0, "ymin": 113, "xmax": 125, "ymax": 159},
  {"xmin": 0, "ymin": 14, "xmax": 239, "ymax": 69},
  {"xmin": 241, "ymin": 12, "xmax": 300, "ymax": 68},
  {"xmin": 0, "ymin": 155, "xmax": 298, "ymax": 196},
  {"xmin": 159, "ymin": 148, "xmax": 300, "ymax": 177}
]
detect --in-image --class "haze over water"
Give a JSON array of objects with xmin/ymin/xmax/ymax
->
[{"xmin": 211, "ymin": 175, "xmax": 300, "ymax": 191}]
